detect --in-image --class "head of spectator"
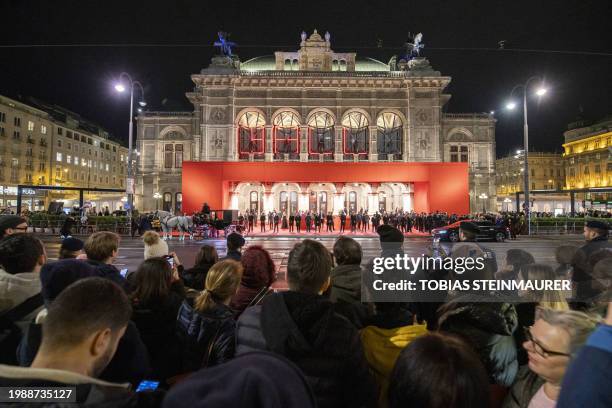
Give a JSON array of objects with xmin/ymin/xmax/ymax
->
[
  {"xmin": 333, "ymin": 236, "xmax": 362, "ymax": 266},
  {"xmin": 507, "ymin": 248, "xmax": 535, "ymax": 275},
  {"xmin": 130, "ymin": 257, "xmax": 174, "ymax": 308},
  {"xmin": 194, "ymin": 245, "xmax": 218, "ymax": 269},
  {"xmin": 84, "ymin": 232, "xmax": 120, "ymax": 264},
  {"xmin": 583, "ymin": 220, "xmax": 609, "ymax": 242},
  {"xmin": 450, "ymin": 243, "xmax": 495, "ymax": 282},
  {"xmin": 458, "ymin": 221, "xmax": 478, "ymax": 242},
  {"xmin": 0, "ymin": 215, "xmax": 28, "ymax": 239},
  {"xmin": 142, "ymin": 231, "xmax": 168, "ymax": 260},
  {"xmin": 0, "ymin": 233, "xmax": 46, "ymax": 275},
  {"xmin": 555, "ymin": 245, "xmax": 579, "ymax": 268},
  {"xmin": 227, "ymin": 232, "xmax": 245, "ymax": 252},
  {"xmin": 240, "ymin": 246, "xmax": 276, "ymax": 289},
  {"xmin": 59, "ymin": 237, "xmax": 84, "ymax": 259},
  {"xmin": 516, "ymin": 307, "xmax": 599, "ymax": 405},
  {"xmin": 377, "ymin": 224, "xmax": 404, "ymax": 251},
  {"xmin": 389, "ymin": 332, "xmax": 489, "ymax": 408},
  {"xmin": 195, "ymin": 259, "xmax": 243, "ymax": 313},
  {"xmin": 521, "ymin": 264, "xmax": 569, "ymax": 310},
  {"xmin": 30, "ymin": 278, "xmax": 132, "ymax": 378},
  {"xmin": 286, "ymin": 239, "xmax": 332, "ymax": 295},
  {"xmin": 40, "ymin": 259, "xmax": 96, "ymax": 306},
  {"xmin": 162, "ymin": 351, "xmax": 316, "ymax": 408}
]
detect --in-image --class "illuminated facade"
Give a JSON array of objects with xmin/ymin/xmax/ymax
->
[{"xmin": 136, "ymin": 30, "xmax": 496, "ymax": 213}]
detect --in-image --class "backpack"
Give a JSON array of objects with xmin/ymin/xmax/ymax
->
[{"xmin": 0, "ymin": 293, "xmax": 43, "ymax": 365}]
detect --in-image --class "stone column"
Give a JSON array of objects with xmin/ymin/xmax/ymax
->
[
  {"xmin": 369, "ymin": 126, "xmax": 378, "ymax": 162},
  {"xmin": 299, "ymin": 126, "xmax": 309, "ymax": 162},
  {"xmin": 334, "ymin": 125, "xmax": 343, "ymax": 162},
  {"xmin": 265, "ymin": 126, "xmax": 273, "ymax": 162}
]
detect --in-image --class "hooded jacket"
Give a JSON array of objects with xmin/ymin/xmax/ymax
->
[
  {"xmin": 236, "ymin": 291, "xmax": 378, "ymax": 408},
  {"xmin": 329, "ymin": 264, "xmax": 362, "ymax": 304},
  {"xmin": 0, "ymin": 268, "xmax": 41, "ymax": 322},
  {"xmin": 438, "ymin": 298, "xmax": 518, "ymax": 387}
]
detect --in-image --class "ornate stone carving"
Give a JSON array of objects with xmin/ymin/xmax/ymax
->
[
  {"xmin": 209, "ymin": 107, "xmax": 227, "ymax": 124},
  {"xmin": 415, "ymin": 109, "xmax": 431, "ymax": 125}
]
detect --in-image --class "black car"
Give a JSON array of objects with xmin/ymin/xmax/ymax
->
[{"xmin": 432, "ymin": 220, "xmax": 510, "ymax": 242}]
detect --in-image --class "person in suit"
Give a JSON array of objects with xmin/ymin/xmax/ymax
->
[
  {"xmin": 247, "ymin": 211, "xmax": 254, "ymax": 233},
  {"xmin": 326, "ymin": 213, "xmax": 334, "ymax": 232},
  {"xmin": 340, "ymin": 211, "xmax": 346, "ymax": 233},
  {"xmin": 273, "ymin": 212, "xmax": 280, "ymax": 233},
  {"xmin": 350, "ymin": 212, "xmax": 357, "ymax": 233},
  {"xmin": 305, "ymin": 212, "xmax": 312, "ymax": 233},
  {"xmin": 268, "ymin": 211, "xmax": 274, "ymax": 230},
  {"xmin": 260, "ymin": 212, "xmax": 266, "ymax": 232},
  {"xmin": 288, "ymin": 213, "xmax": 295, "ymax": 233},
  {"xmin": 295, "ymin": 212, "xmax": 302, "ymax": 233},
  {"xmin": 314, "ymin": 213, "xmax": 322, "ymax": 233}
]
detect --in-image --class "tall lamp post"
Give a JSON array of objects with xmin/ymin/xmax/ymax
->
[
  {"xmin": 505, "ymin": 77, "xmax": 548, "ymax": 235},
  {"xmin": 114, "ymin": 73, "xmax": 146, "ymax": 227},
  {"xmin": 479, "ymin": 193, "xmax": 488, "ymax": 213}
]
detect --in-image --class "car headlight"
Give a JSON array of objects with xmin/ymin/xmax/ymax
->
[{"xmin": 437, "ymin": 230, "xmax": 447, "ymax": 234}]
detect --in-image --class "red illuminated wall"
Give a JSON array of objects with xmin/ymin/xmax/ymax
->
[{"xmin": 182, "ymin": 161, "xmax": 469, "ymax": 214}]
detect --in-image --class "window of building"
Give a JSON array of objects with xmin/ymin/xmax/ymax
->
[
  {"xmin": 41, "ymin": 125, "xmax": 47, "ymax": 134},
  {"xmin": 0, "ymin": 127, "xmax": 4, "ymax": 137},
  {"xmin": 377, "ymin": 112, "xmax": 402, "ymax": 160},
  {"xmin": 307, "ymin": 111, "xmax": 335, "ymax": 158},
  {"xmin": 105, "ymin": 163, "xmax": 109, "ymax": 172},
  {"xmin": 56, "ymin": 152, "xmax": 62, "ymax": 162},
  {"xmin": 12, "ymin": 131, "xmax": 20, "ymax": 140},
  {"xmin": 584, "ymin": 166, "xmax": 589, "ymax": 175},
  {"xmin": 175, "ymin": 193, "xmax": 182, "ymax": 213},
  {"xmin": 279, "ymin": 191, "xmax": 288, "ymax": 213},
  {"xmin": 28, "ymin": 121, "xmax": 34, "ymax": 131},
  {"xmin": 163, "ymin": 193, "xmax": 172, "ymax": 212},
  {"xmin": 378, "ymin": 193, "xmax": 386, "ymax": 212},
  {"xmin": 531, "ymin": 169, "xmax": 535, "ymax": 177},
  {"xmin": 342, "ymin": 111, "xmax": 369, "ymax": 157},
  {"xmin": 237, "ymin": 111, "xmax": 265, "ymax": 160},
  {"xmin": 74, "ymin": 156, "xmax": 78, "ymax": 165},
  {"xmin": 67, "ymin": 155, "xmax": 71, "ymax": 164},
  {"xmin": 318, "ymin": 191, "xmax": 327, "ymax": 214},
  {"xmin": 14, "ymin": 117, "xmax": 21, "ymax": 127},
  {"xmin": 595, "ymin": 164, "xmax": 601, "ymax": 173},
  {"xmin": 0, "ymin": 112, "xmax": 5, "ymax": 122},
  {"xmin": 290, "ymin": 191, "xmax": 298, "ymax": 214},
  {"xmin": 58, "ymin": 128, "xmax": 63, "ymax": 135},
  {"xmin": 531, "ymin": 182, "xmax": 535, "ymax": 190},
  {"xmin": 347, "ymin": 191, "xmax": 357, "ymax": 212},
  {"xmin": 450, "ymin": 145, "xmax": 468, "ymax": 162},
  {"xmin": 272, "ymin": 111, "xmax": 300, "ymax": 160},
  {"xmin": 164, "ymin": 144, "xmax": 173, "ymax": 168},
  {"xmin": 57, "ymin": 139, "xmax": 62, "ymax": 147},
  {"xmin": 249, "ymin": 191, "xmax": 258, "ymax": 213},
  {"xmin": 175, "ymin": 144, "xmax": 183, "ymax": 168}
]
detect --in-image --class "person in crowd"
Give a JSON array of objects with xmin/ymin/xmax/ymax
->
[
  {"xmin": 181, "ymin": 245, "xmax": 218, "ymax": 291},
  {"xmin": 340, "ymin": 211, "xmax": 347, "ymax": 233},
  {"xmin": 0, "ymin": 215, "xmax": 28, "ymax": 239},
  {"xmin": 503, "ymin": 307, "xmax": 599, "ymax": 408},
  {"xmin": 59, "ymin": 237, "xmax": 85, "ymax": 259},
  {"xmin": 326, "ymin": 212, "xmax": 334, "ymax": 232},
  {"xmin": 0, "ymin": 278, "xmax": 163, "ymax": 407},
  {"xmin": 130, "ymin": 257, "xmax": 186, "ymax": 380},
  {"xmin": 162, "ymin": 351, "xmax": 316, "ymax": 408},
  {"xmin": 224, "ymin": 232, "xmax": 245, "ymax": 261},
  {"xmin": 329, "ymin": 236, "xmax": 363, "ymax": 304},
  {"xmin": 230, "ymin": 246, "xmax": 276, "ymax": 317},
  {"xmin": 16, "ymin": 259, "xmax": 151, "ymax": 386},
  {"xmin": 514, "ymin": 264, "xmax": 569, "ymax": 366},
  {"xmin": 260, "ymin": 211, "xmax": 266, "ymax": 232},
  {"xmin": 143, "ymin": 230, "xmax": 169, "ymax": 260},
  {"xmin": 273, "ymin": 211, "xmax": 280, "ymax": 232},
  {"xmin": 305, "ymin": 212, "xmax": 312, "ymax": 233},
  {"xmin": 572, "ymin": 219, "xmax": 610, "ymax": 302},
  {"xmin": 177, "ymin": 260, "xmax": 242, "ymax": 372},
  {"xmin": 558, "ymin": 302, "xmax": 612, "ymax": 408},
  {"xmin": 236, "ymin": 239, "xmax": 377, "ymax": 408},
  {"xmin": 388, "ymin": 332, "xmax": 489, "ymax": 408},
  {"xmin": 496, "ymin": 248, "xmax": 535, "ymax": 281},
  {"xmin": 554, "ymin": 245, "xmax": 579, "ymax": 278},
  {"xmin": 60, "ymin": 213, "xmax": 76, "ymax": 238},
  {"xmin": 83, "ymin": 231, "xmax": 128, "ymax": 289},
  {"xmin": 437, "ymin": 243, "xmax": 518, "ymax": 387},
  {"xmin": 0, "ymin": 234, "xmax": 46, "ymax": 317},
  {"xmin": 584, "ymin": 255, "xmax": 612, "ymax": 305}
]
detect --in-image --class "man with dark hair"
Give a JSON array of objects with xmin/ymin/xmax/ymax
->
[
  {"xmin": 224, "ymin": 232, "xmax": 245, "ymax": 261},
  {"xmin": 236, "ymin": 239, "xmax": 377, "ymax": 408},
  {"xmin": 572, "ymin": 220, "xmax": 611, "ymax": 302},
  {"xmin": 83, "ymin": 232, "xmax": 127, "ymax": 289},
  {"xmin": 0, "ymin": 277, "xmax": 162, "ymax": 406},
  {"xmin": 0, "ymin": 234, "xmax": 46, "ymax": 316},
  {"xmin": 339, "ymin": 210, "xmax": 346, "ymax": 233},
  {"xmin": 330, "ymin": 236, "xmax": 363, "ymax": 304},
  {"xmin": 459, "ymin": 221, "xmax": 478, "ymax": 242},
  {"xmin": 0, "ymin": 215, "xmax": 28, "ymax": 239}
]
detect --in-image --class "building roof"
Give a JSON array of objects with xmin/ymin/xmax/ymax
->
[{"xmin": 240, "ymin": 55, "xmax": 390, "ymax": 72}]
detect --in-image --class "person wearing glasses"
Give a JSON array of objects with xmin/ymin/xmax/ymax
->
[
  {"xmin": 503, "ymin": 307, "xmax": 600, "ymax": 408},
  {"xmin": 0, "ymin": 215, "xmax": 28, "ymax": 239}
]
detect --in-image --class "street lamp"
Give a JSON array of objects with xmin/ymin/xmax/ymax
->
[
  {"xmin": 114, "ymin": 73, "xmax": 146, "ymax": 228},
  {"xmin": 504, "ymin": 76, "xmax": 548, "ymax": 235},
  {"xmin": 153, "ymin": 192, "xmax": 162, "ymax": 211},
  {"xmin": 479, "ymin": 193, "xmax": 488, "ymax": 213}
]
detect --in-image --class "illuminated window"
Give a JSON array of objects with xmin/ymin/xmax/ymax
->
[
  {"xmin": 377, "ymin": 112, "xmax": 402, "ymax": 160},
  {"xmin": 175, "ymin": 144, "xmax": 183, "ymax": 168},
  {"xmin": 56, "ymin": 152, "xmax": 62, "ymax": 162},
  {"xmin": 41, "ymin": 125, "xmax": 47, "ymax": 134},
  {"xmin": 28, "ymin": 121, "xmax": 34, "ymax": 131},
  {"xmin": 67, "ymin": 155, "xmax": 71, "ymax": 164},
  {"xmin": 307, "ymin": 111, "xmax": 334, "ymax": 158},
  {"xmin": 342, "ymin": 111, "xmax": 369, "ymax": 158},
  {"xmin": 273, "ymin": 111, "xmax": 300, "ymax": 159},
  {"xmin": 237, "ymin": 111, "xmax": 265, "ymax": 160}
]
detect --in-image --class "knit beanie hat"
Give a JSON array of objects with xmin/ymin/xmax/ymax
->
[{"xmin": 143, "ymin": 230, "xmax": 169, "ymax": 259}]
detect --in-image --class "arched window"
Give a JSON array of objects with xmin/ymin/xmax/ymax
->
[
  {"xmin": 377, "ymin": 112, "xmax": 402, "ymax": 160},
  {"xmin": 164, "ymin": 144, "xmax": 173, "ymax": 168},
  {"xmin": 163, "ymin": 193, "xmax": 172, "ymax": 212},
  {"xmin": 249, "ymin": 191, "xmax": 259, "ymax": 213},
  {"xmin": 378, "ymin": 192, "xmax": 387, "ymax": 212},
  {"xmin": 175, "ymin": 193, "xmax": 182, "ymax": 213},
  {"xmin": 348, "ymin": 191, "xmax": 357, "ymax": 212},
  {"xmin": 237, "ymin": 111, "xmax": 265, "ymax": 160},
  {"xmin": 319, "ymin": 191, "xmax": 328, "ymax": 214},
  {"xmin": 273, "ymin": 111, "xmax": 300, "ymax": 160},
  {"xmin": 290, "ymin": 191, "xmax": 298, "ymax": 213},
  {"xmin": 342, "ymin": 111, "xmax": 369, "ymax": 159},
  {"xmin": 307, "ymin": 111, "xmax": 334, "ymax": 160},
  {"xmin": 279, "ymin": 191, "xmax": 288, "ymax": 213}
]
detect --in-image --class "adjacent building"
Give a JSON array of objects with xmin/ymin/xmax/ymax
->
[
  {"xmin": 0, "ymin": 95, "xmax": 128, "ymax": 212},
  {"xmin": 137, "ymin": 30, "xmax": 496, "ymax": 213}
]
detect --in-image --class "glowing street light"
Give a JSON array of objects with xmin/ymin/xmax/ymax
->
[
  {"xmin": 535, "ymin": 88, "xmax": 547, "ymax": 96},
  {"xmin": 114, "ymin": 84, "xmax": 126, "ymax": 93},
  {"xmin": 506, "ymin": 102, "xmax": 517, "ymax": 110}
]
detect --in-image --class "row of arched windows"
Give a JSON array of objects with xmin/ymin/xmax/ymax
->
[{"xmin": 237, "ymin": 110, "xmax": 404, "ymax": 160}]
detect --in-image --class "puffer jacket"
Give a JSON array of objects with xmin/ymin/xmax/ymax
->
[
  {"xmin": 176, "ymin": 298, "xmax": 236, "ymax": 371},
  {"xmin": 236, "ymin": 291, "xmax": 378, "ymax": 408},
  {"xmin": 438, "ymin": 297, "xmax": 518, "ymax": 387}
]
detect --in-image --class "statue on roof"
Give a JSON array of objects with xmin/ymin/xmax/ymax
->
[
  {"xmin": 301, "ymin": 31, "xmax": 307, "ymax": 42},
  {"xmin": 404, "ymin": 32, "xmax": 425, "ymax": 60},
  {"xmin": 214, "ymin": 31, "xmax": 237, "ymax": 57},
  {"xmin": 325, "ymin": 31, "xmax": 330, "ymax": 42}
]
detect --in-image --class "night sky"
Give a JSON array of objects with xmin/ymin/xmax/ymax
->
[{"xmin": 1, "ymin": 0, "xmax": 610, "ymax": 157}]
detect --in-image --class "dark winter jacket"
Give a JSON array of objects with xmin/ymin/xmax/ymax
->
[
  {"xmin": 180, "ymin": 264, "xmax": 214, "ymax": 291},
  {"xmin": 329, "ymin": 264, "xmax": 362, "ymax": 304},
  {"xmin": 230, "ymin": 284, "xmax": 272, "ymax": 317},
  {"xmin": 438, "ymin": 297, "xmax": 519, "ymax": 387},
  {"xmin": 176, "ymin": 298, "xmax": 236, "ymax": 371},
  {"xmin": 513, "ymin": 302, "xmax": 537, "ymax": 365},
  {"xmin": 223, "ymin": 250, "xmax": 242, "ymax": 262},
  {"xmin": 131, "ymin": 282, "xmax": 185, "ymax": 380},
  {"xmin": 502, "ymin": 366, "xmax": 545, "ymax": 408},
  {"xmin": 17, "ymin": 320, "xmax": 150, "ymax": 386},
  {"xmin": 236, "ymin": 291, "xmax": 378, "ymax": 408},
  {"xmin": 572, "ymin": 235, "xmax": 611, "ymax": 300},
  {"xmin": 0, "ymin": 364, "xmax": 163, "ymax": 408},
  {"xmin": 85, "ymin": 260, "xmax": 130, "ymax": 292}
]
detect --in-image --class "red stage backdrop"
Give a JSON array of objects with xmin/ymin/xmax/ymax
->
[{"xmin": 181, "ymin": 162, "xmax": 469, "ymax": 214}]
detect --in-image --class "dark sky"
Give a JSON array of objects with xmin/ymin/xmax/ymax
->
[{"xmin": 1, "ymin": 0, "xmax": 610, "ymax": 157}]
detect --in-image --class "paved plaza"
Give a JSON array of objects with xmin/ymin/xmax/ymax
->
[{"xmin": 39, "ymin": 234, "xmax": 584, "ymax": 290}]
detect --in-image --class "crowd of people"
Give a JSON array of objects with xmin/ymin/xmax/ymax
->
[{"xmin": 0, "ymin": 212, "xmax": 610, "ymax": 407}]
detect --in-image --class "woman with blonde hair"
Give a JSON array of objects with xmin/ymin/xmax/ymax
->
[{"xmin": 177, "ymin": 259, "xmax": 243, "ymax": 371}]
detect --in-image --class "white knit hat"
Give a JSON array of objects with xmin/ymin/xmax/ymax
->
[{"xmin": 143, "ymin": 231, "xmax": 169, "ymax": 259}]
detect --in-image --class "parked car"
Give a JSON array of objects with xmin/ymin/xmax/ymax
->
[{"xmin": 432, "ymin": 220, "xmax": 510, "ymax": 242}]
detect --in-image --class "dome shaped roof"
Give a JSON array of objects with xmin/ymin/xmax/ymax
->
[{"xmin": 240, "ymin": 55, "xmax": 389, "ymax": 72}]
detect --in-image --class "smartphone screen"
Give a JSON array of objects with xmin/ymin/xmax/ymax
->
[
  {"xmin": 166, "ymin": 257, "xmax": 174, "ymax": 268},
  {"xmin": 136, "ymin": 380, "xmax": 159, "ymax": 392},
  {"xmin": 120, "ymin": 268, "xmax": 128, "ymax": 278}
]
